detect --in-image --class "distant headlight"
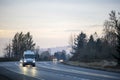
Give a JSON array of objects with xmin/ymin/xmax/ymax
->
[
  {"xmin": 20, "ymin": 60, "xmax": 22, "ymax": 63},
  {"xmin": 33, "ymin": 60, "xmax": 35, "ymax": 63}
]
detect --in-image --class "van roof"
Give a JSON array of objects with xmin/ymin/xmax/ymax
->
[{"xmin": 24, "ymin": 50, "xmax": 34, "ymax": 55}]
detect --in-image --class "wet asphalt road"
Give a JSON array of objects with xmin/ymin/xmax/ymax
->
[{"xmin": 0, "ymin": 61, "xmax": 120, "ymax": 80}]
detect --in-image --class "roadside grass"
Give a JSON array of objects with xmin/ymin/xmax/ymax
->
[{"xmin": 63, "ymin": 60, "xmax": 120, "ymax": 73}]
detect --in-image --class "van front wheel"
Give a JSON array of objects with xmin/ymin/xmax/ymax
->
[
  {"xmin": 32, "ymin": 64, "xmax": 35, "ymax": 67},
  {"xmin": 23, "ymin": 64, "xmax": 25, "ymax": 67}
]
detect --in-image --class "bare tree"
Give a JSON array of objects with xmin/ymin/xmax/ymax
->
[
  {"xmin": 4, "ymin": 43, "xmax": 12, "ymax": 58},
  {"xmin": 103, "ymin": 11, "xmax": 118, "ymax": 46},
  {"xmin": 69, "ymin": 33, "xmax": 75, "ymax": 54}
]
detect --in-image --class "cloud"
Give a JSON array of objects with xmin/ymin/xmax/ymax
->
[{"xmin": 64, "ymin": 29, "xmax": 81, "ymax": 32}]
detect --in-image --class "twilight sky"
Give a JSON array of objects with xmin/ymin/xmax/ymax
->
[{"xmin": 0, "ymin": 0, "xmax": 120, "ymax": 56}]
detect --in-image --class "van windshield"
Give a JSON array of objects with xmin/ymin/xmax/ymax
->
[{"xmin": 24, "ymin": 54, "xmax": 35, "ymax": 59}]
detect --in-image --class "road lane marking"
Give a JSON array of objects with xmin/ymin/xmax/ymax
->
[
  {"xmin": 73, "ymin": 76, "xmax": 77, "ymax": 79},
  {"xmin": 38, "ymin": 62, "xmax": 120, "ymax": 80},
  {"xmin": 38, "ymin": 63, "xmax": 90, "ymax": 80}
]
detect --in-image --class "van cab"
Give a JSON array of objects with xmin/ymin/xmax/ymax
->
[{"xmin": 22, "ymin": 50, "xmax": 35, "ymax": 67}]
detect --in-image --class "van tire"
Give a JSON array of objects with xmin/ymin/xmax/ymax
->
[
  {"xmin": 23, "ymin": 64, "xmax": 25, "ymax": 67},
  {"xmin": 32, "ymin": 64, "xmax": 35, "ymax": 67}
]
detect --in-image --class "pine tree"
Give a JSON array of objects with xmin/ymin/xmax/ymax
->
[
  {"xmin": 116, "ymin": 23, "xmax": 120, "ymax": 65},
  {"xmin": 103, "ymin": 10, "xmax": 120, "ymax": 65},
  {"xmin": 70, "ymin": 32, "xmax": 87, "ymax": 61},
  {"xmin": 87, "ymin": 35, "xmax": 96, "ymax": 59}
]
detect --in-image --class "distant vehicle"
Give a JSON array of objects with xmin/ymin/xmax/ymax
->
[
  {"xmin": 22, "ymin": 50, "xmax": 36, "ymax": 67},
  {"xmin": 59, "ymin": 59, "xmax": 63, "ymax": 62},
  {"xmin": 53, "ymin": 58, "xmax": 57, "ymax": 63}
]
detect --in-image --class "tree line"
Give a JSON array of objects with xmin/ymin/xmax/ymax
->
[
  {"xmin": 4, "ymin": 32, "xmax": 35, "ymax": 59},
  {"xmin": 70, "ymin": 32, "xmax": 113, "ymax": 61},
  {"xmin": 70, "ymin": 11, "xmax": 120, "ymax": 65}
]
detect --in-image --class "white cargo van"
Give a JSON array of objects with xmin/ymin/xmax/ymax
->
[{"xmin": 22, "ymin": 50, "xmax": 35, "ymax": 67}]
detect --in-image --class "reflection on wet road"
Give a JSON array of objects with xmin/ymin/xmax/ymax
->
[
  {"xmin": 20, "ymin": 67, "xmax": 37, "ymax": 77},
  {"xmin": 0, "ymin": 61, "xmax": 120, "ymax": 80}
]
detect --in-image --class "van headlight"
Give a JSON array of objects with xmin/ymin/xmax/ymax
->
[
  {"xmin": 33, "ymin": 60, "xmax": 35, "ymax": 63},
  {"xmin": 24, "ymin": 60, "xmax": 26, "ymax": 62},
  {"xmin": 20, "ymin": 60, "xmax": 23, "ymax": 63}
]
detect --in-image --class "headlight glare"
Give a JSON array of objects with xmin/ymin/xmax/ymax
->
[
  {"xmin": 33, "ymin": 60, "xmax": 35, "ymax": 63},
  {"xmin": 24, "ymin": 60, "xmax": 26, "ymax": 62}
]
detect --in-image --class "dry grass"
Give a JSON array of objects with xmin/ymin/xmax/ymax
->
[{"xmin": 65, "ymin": 60, "xmax": 120, "ymax": 72}]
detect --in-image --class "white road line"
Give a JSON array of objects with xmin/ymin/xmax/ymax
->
[
  {"xmin": 38, "ymin": 62, "xmax": 120, "ymax": 80},
  {"xmin": 38, "ymin": 63, "xmax": 90, "ymax": 80},
  {"xmin": 73, "ymin": 76, "xmax": 77, "ymax": 79},
  {"xmin": 81, "ymin": 79, "xmax": 90, "ymax": 80}
]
